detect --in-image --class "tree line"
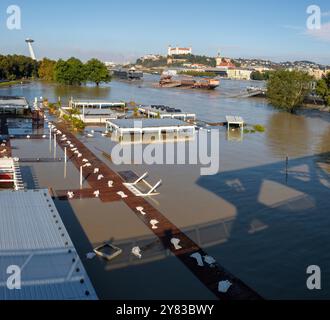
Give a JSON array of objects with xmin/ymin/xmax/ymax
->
[
  {"xmin": 0, "ymin": 55, "xmax": 111, "ymax": 86},
  {"xmin": 0, "ymin": 55, "xmax": 38, "ymax": 80}
]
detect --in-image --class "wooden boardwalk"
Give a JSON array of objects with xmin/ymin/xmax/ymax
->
[{"xmin": 54, "ymin": 123, "xmax": 262, "ymax": 300}]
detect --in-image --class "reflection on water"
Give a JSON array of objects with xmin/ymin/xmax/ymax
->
[{"xmin": 53, "ymin": 84, "xmax": 111, "ymax": 101}]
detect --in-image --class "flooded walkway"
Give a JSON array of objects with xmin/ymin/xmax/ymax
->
[
  {"xmin": 2, "ymin": 80, "xmax": 330, "ymax": 299},
  {"xmin": 53, "ymin": 122, "xmax": 262, "ymax": 300}
]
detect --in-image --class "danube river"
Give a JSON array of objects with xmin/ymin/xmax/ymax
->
[{"xmin": 1, "ymin": 76, "xmax": 330, "ymax": 299}]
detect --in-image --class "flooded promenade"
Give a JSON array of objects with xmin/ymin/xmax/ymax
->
[{"xmin": 1, "ymin": 77, "xmax": 330, "ymax": 299}]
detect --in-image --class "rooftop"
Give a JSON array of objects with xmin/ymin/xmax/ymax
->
[
  {"xmin": 107, "ymin": 118, "xmax": 195, "ymax": 129},
  {"xmin": 138, "ymin": 106, "xmax": 196, "ymax": 119},
  {"xmin": 226, "ymin": 116, "xmax": 245, "ymax": 125},
  {"xmin": 0, "ymin": 96, "xmax": 29, "ymax": 108},
  {"xmin": 70, "ymin": 100, "xmax": 125, "ymax": 106},
  {"xmin": 0, "ymin": 189, "xmax": 97, "ymax": 300}
]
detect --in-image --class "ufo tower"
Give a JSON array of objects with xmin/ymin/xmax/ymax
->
[{"xmin": 25, "ymin": 38, "xmax": 36, "ymax": 60}]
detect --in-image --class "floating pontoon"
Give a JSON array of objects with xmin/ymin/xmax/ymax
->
[
  {"xmin": 226, "ymin": 116, "xmax": 245, "ymax": 130},
  {"xmin": 0, "ymin": 96, "xmax": 29, "ymax": 115},
  {"xmin": 138, "ymin": 106, "xmax": 196, "ymax": 121},
  {"xmin": 62, "ymin": 99, "xmax": 127, "ymax": 124},
  {"xmin": 106, "ymin": 118, "xmax": 196, "ymax": 139}
]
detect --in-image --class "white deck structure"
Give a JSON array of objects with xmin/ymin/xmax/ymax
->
[
  {"xmin": 226, "ymin": 116, "xmax": 244, "ymax": 130},
  {"xmin": 0, "ymin": 96, "xmax": 29, "ymax": 115},
  {"xmin": 138, "ymin": 106, "xmax": 196, "ymax": 121},
  {"xmin": 0, "ymin": 158, "xmax": 24, "ymax": 190},
  {"xmin": 106, "ymin": 119, "xmax": 196, "ymax": 140},
  {"xmin": 69, "ymin": 100, "xmax": 126, "ymax": 110},
  {"xmin": 64, "ymin": 100, "xmax": 126, "ymax": 124},
  {"xmin": 0, "ymin": 190, "xmax": 97, "ymax": 300}
]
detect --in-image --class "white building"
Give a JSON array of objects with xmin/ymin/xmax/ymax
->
[
  {"xmin": 168, "ymin": 46, "xmax": 192, "ymax": 56},
  {"xmin": 104, "ymin": 61, "xmax": 116, "ymax": 68},
  {"xmin": 141, "ymin": 54, "xmax": 162, "ymax": 61}
]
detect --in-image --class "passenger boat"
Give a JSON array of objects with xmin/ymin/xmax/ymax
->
[{"xmin": 113, "ymin": 67, "xmax": 143, "ymax": 80}]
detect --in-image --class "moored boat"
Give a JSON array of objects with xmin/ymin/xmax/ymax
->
[{"xmin": 159, "ymin": 75, "xmax": 219, "ymax": 90}]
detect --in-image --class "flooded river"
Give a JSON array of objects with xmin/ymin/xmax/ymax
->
[{"xmin": 1, "ymin": 76, "xmax": 330, "ymax": 299}]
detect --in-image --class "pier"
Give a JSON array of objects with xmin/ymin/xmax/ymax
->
[{"xmin": 53, "ymin": 122, "xmax": 262, "ymax": 300}]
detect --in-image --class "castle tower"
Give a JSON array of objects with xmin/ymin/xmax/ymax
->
[{"xmin": 216, "ymin": 52, "xmax": 222, "ymax": 67}]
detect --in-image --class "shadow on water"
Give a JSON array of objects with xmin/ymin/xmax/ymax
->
[
  {"xmin": 20, "ymin": 166, "xmax": 39, "ymax": 189},
  {"xmin": 54, "ymin": 199, "xmax": 109, "ymax": 299},
  {"xmin": 53, "ymin": 84, "xmax": 111, "ymax": 102},
  {"xmin": 196, "ymin": 152, "xmax": 330, "ymax": 299},
  {"xmin": 55, "ymin": 199, "xmax": 216, "ymax": 300}
]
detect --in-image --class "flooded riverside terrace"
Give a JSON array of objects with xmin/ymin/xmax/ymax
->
[{"xmin": 1, "ymin": 75, "xmax": 330, "ymax": 300}]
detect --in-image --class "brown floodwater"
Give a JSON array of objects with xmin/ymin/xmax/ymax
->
[{"xmin": 1, "ymin": 77, "xmax": 330, "ymax": 300}]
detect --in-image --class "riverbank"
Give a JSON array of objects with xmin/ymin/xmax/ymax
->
[
  {"xmin": 303, "ymin": 103, "xmax": 330, "ymax": 113},
  {"xmin": 0, "ymin": 79, "xmax": 30, "ymax": 87}
]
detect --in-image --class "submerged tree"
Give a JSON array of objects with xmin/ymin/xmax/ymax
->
[
  {"xmin": 54, "ymin": 57, "xmax": 86, "ymax": 85},
  {"xmin": 38, "ymin": 58, "xmax": 56, "ymax": 81},
  {"xmin": 85, "ymin": 58, "xmax": 111, "ymax": 86},
  {"xmin": 267, "ymin": 70, "xmax": 313, "ymax": 113},
  {"xmin": 316, "ymin": 73, "xmax": 330, "ymax": 106}
]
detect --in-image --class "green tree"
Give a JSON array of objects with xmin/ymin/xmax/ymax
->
[
  {"xmin": 0, "ymin": 54, "xmax": 37, "ymax": 80},
  {"xmin": 85, "ymin": 58, "xmax": 111, "ymax": 86},
  {"xmin": 267, "ymin": 70, "xmax": 313, "ymax": 113},
  {"xmin": 251, "ymin": 71, "xmax": 264, "ymax": 81},
  {"xmin": 315, "ymin": 73, "xmax": 330, "ymax": 106},
  {"xmin": 54, "ymin": 57, "xmax": 86, "ymax": 85},
  {"xmin": 251, "ymin": 70, "xmax": 272, "ymax": 81},
  {"xmin": 38, "ymin": 58, "xmax": 56, "ymax": 81}
]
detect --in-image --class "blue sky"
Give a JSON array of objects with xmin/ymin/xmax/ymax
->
[{"xmin": 1, "ymin": 0, "xmax": 330, "ymax": 64}]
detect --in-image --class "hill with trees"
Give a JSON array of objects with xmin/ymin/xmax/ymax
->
[{"xmin": 136, "ymin": 54, "xmax": 217, "ymax": 68}]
